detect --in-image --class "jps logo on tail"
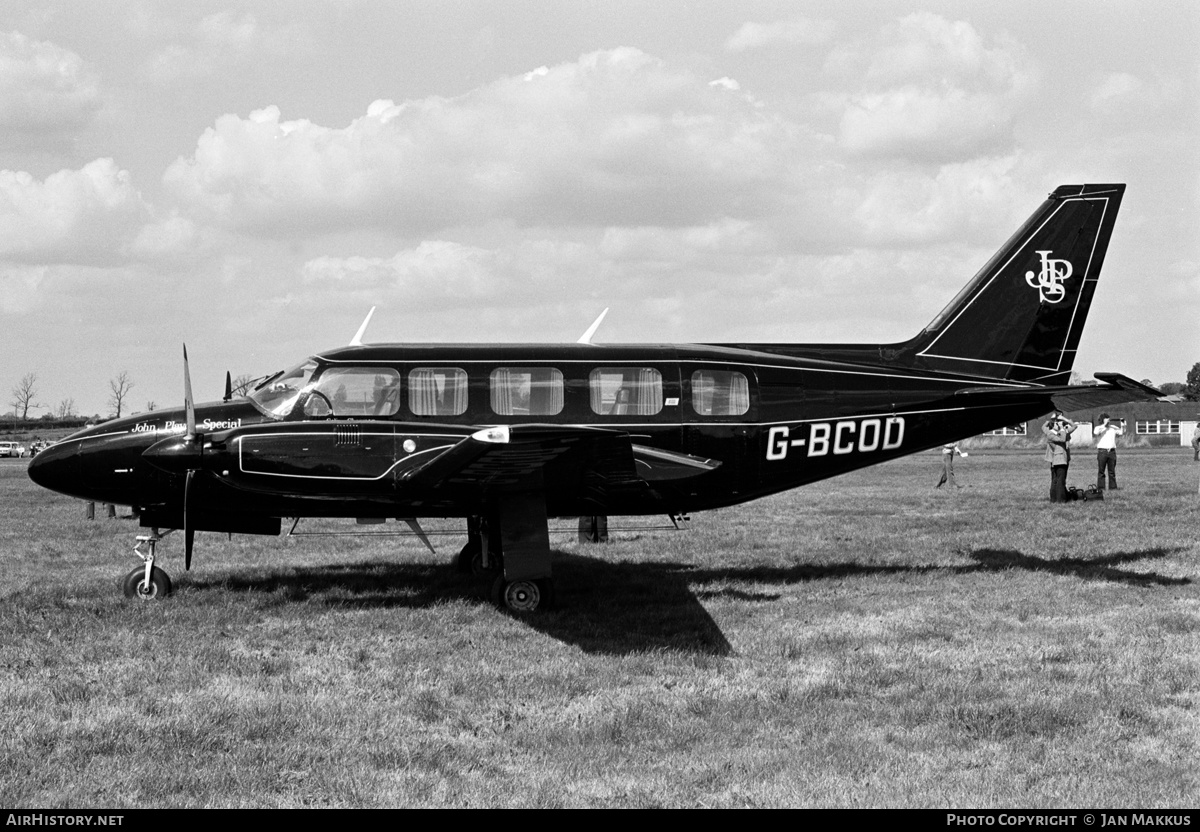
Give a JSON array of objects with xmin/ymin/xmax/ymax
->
[
  {"xmin": 766, "ymin": 417, "xmax": 905, "ymax": 462},
  {"xmin": 1024, "ymin": 250, "xmax": 1073, "ymax": 304}
]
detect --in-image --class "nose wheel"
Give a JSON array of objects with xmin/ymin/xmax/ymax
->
[
  {"xmin": 122, "ymin": 532, "xmax": 174, "ymax": 600},
  {"xmin": 122, "ymin": 565, "xmax": 172, "ymax": 600}
]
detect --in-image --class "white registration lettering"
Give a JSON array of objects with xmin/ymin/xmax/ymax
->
[
  {"xmin": 833, "ymin": 421, "xmax": 856, "ymax": 454},
  {"xmin": 766, "ymin": 426, "xmax": 789, "ymax": 460},
  {"xmin": 883, "ymin": 416, "xmax": 905, "ymax": 450},
  {"xmin": 765, "ymin": 416, "xmax": 906, "ymax": 462},
  {"xmin": 858, "ymin": 418, "xmax": 881, "ymax": 452},
  {"xmin": 807, "ymin": 423, "xmax": 830, "ymax": 457}
]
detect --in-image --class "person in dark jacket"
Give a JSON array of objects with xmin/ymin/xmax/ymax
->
[{"xmin": 1042, "ymin": 411, "xmax": 1077, "ymax": 503}]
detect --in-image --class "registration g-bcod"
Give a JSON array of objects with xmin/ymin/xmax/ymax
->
[{"xmin": 766, "ymin": 416, "xmax": 906, "ymax": 461}]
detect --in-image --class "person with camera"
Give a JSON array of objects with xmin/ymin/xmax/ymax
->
[
  {"xmin": 1042, "ymin": 411, "xmax": 1077, "ymax": 503},
  {"xmin": 1093, "ymin": 413, "xmax": 1125, "ymax": 491}
]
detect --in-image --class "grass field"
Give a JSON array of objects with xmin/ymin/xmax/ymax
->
[{"xmin": 1, "ymin": 449, "xmax": 1198, "ymax": 808}]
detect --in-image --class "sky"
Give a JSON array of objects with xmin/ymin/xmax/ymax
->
[{"xmin": 1, "ymin": 0, "xmax": 1197, "ymax": 418}]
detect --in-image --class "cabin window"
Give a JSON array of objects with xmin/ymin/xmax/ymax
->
[
  {"xmin": 490, "ymin": 368, "xmax": 564, "ymax": 416},
  {"xmin": 691, "ymin": 370, "xmax": 749, "ymax": 416},
  {"xmin": 304, "ymin": 367, "xmax": 401, "ymax": 418},
  {"xmin": 589, "ymin": 368, "xmax": 663, "ymax": 416},
  {"xmin": 409, "ymin": 368, "xmax": 468, "ymax": 416}
]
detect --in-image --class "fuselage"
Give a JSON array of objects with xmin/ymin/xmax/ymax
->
[{"xmin": 29, "ymin": 341, "xmax": 1051, "ymax": 529}]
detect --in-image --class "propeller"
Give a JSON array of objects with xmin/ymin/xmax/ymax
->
[
  {"xmin": 142, "ymin": 345, "xmax": 204, "ymax": 570},
  {"xmin": 182, "ymin": 345, "xmax": 198, "ymax": 570}
]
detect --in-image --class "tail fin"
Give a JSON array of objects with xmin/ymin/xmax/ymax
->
[{"xmin": 910, "ymin": 184, "xmax": 1125, "ymax": 384}]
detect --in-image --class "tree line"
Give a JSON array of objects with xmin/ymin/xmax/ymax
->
[{"xmin": 7, "ymin": 370, "xmax": 258, "ymax": 424}]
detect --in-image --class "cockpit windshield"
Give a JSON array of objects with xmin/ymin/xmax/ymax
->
[{"xmin": 247, "ymin": 359, "xmax": 318, "ymax": 418}]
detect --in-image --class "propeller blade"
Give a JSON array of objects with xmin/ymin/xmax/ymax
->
[
  {"xmin": 183, "ymin": 344, "xmax": 196, "ymax": 440},
  {"xmin": 184, "ymin": 469, "xmax": 195, "ymax": 570}
]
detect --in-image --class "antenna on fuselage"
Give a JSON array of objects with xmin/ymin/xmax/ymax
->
[
  {"xmin": 577, "ymin": 308, "xmax": 609, "ymax": 345},
  {"xmin": 349, "ymin": 306, "xmax": 376, "ymax": 346}
]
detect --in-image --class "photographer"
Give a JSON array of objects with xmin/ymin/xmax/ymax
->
[
  {"xmin": 1093, "ymin": 413, "xmax": 1125, "ymax": 491},
  {"xmin": 1042, "ymin": 411, "xmax": 1077, "ymax": 503}
]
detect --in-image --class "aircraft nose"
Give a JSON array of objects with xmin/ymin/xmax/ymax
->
[{"xmin": 27, "ymin": 441, "xmax": 79, "ymax": 496}]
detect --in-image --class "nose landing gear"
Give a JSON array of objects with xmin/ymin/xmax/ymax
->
[{"xmin": 122, "ymin": 532, "xmax": 174, "ymax": 600}]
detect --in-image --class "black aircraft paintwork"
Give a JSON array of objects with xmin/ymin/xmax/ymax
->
[{"xmin": 28, "ymin": 184, "xmax": 1162, "ymax": 610}]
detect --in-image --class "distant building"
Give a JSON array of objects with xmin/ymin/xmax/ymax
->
[{"xmin": 981, "ymin": 401, "xmax": 1194, "ymax": 446}]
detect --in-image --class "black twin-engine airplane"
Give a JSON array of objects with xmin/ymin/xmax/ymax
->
[{"xmin": 29, "ymin": 184, "xmax": 1160, "ymax": 611}]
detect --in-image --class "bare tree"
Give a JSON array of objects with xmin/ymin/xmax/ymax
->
[
  {"xmin": 10, "ymin": 373, "xmax": 40, "ymax": 420},
  {"xmin": 230, "ymin": 373, "xmax": 255, "ymax": 397},
  {"xmin": 109, "ymin": 372, "xmax": 134, "ymax": 418},
  {"xmin": 57, "ymin": 398, "xmax": 75, "ymax": 419}
]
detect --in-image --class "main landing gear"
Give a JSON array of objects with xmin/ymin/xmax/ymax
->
[
  {"xmin": 122, "ymin": 532, "xmax": 173, "ymax": 600},
  {"xmin": 458, "ymin": 499, "xmax": 556, "ymax": 614}
]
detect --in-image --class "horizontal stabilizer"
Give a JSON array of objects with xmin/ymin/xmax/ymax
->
[{"xmin": 955, "ymin": 373, "xmax": 1163, "ymax": 413}]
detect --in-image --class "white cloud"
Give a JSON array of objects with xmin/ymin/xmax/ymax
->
[
  {"xmin": 0, "ymin": 264, "xmax": 48, "ymax": 314},
  {"xmin": 163, "ymin": 48, "xmax": 806, "ymax": 236},
  {"xmin": 726, "ymin": 18, "xmax": 837, "ymax": 51},
  {"xmin": 141, "ymin": 12, "xmax": 311, "ymax": 85},
  {"xmin": 127, "ymin": 213, "xmax": 198, "ymax": 259},
  {"xmin": 0, "ymin": 159, "xmax": 151, "ymax": 265},
  {"xmin": 0, "ymin": 31, "xmax": 100, "ymax": 144},
  {"xmin": 1088, "ymin": 71, "xmax": 1182, "ymax": 116},
  {"xmin": 830, "ymin": 13, "xmax": 1035, "ymax": 162},
  {"xmin": 850, "ymin": 155, "xmax": 1034, "ymax": 246}
]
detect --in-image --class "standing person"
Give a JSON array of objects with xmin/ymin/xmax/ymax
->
[
  {"xmin": 1192, "ymin": 419, "xmax": 1200, "ymax": 462},
  {"xmin": 1042, "ymin": 411, "xmax": 1077, "ymax": 503},
  {"xmin": 936, "ymin": 443, "xmax": 967, "ymax": 488},
  {"xmin": 1093, "ymin": 413, "xmax": 1124, "ymax": 491}
]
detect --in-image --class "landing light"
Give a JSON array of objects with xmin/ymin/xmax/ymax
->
[{"xmin": 472, "ymin": 426, "xmax": 510, "ymax": 444}]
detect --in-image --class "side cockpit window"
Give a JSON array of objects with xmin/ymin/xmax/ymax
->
[
  {"xmin": 248, "ymin": 360, "xmax": 318, "ymax": 418},
  {"xmin": 691, "ymin": 370, "xmax": 749, "ymax": 416},
  {"xmin": 410, "ymin": 368, "xmax": 468, "ymax": 416},
  {"xmin": 304, "ymin": 367, "xmax": 401, "ymax": 418}
]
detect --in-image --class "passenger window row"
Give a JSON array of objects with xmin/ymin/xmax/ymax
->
[{"xmin": 305, "ymin": 366, "xmax": 749, "ymax": 418}]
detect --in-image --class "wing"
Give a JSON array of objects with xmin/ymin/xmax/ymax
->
[
  {"xmin": 396, "ymin": 425, "xmax": 719, "ymax": 502},
  {"xmin": 954, "ymin": 373, "xmax": 1165, "ymax": 413}
]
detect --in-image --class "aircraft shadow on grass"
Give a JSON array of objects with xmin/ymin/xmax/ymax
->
[
  {"xmin": 670, "ymin": 546, "xmax": 1191, "ymax": 589},
  {"xmin": 183, "ymin": 549, "xmax": 735, "ymax": 657},
  {"xmin": 962, "ymin": 546, "xmax": 1191, "ymax": 587},
  {"xmin": 178, "ymin": 544, "xmax": 1186, "ymax": 655}
]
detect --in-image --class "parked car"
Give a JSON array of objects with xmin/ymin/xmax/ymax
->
[{"xmin": 0, "ymin": 441, "xmax": 27, "ymax": 458}]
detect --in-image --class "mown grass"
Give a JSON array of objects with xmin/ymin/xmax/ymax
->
[{"xmin": 1, "ymin": 449, "xmax": 1197, "ymax": 808}]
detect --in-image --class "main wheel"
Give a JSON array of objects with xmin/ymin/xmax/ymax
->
[
  {"xmin": 490, "ymin": 575, "xmax": 554, "ymax": 612},
  {"xmin": 457, "ymin": 540, "xmax": 481, "ymax": 573},
  {"xmin": 458, "ymin": 542, "xmax": 501, "ymax": 576},
  {"xmin": 121, "ymin": 566, "xmax": 172, "ymax": 600}
]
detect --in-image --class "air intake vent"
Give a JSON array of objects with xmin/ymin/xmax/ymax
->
[{"xmin": 335, "ymin": 425, "xmax": 363, "ymax": 447}]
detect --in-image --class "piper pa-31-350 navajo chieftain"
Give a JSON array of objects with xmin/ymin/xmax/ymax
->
[{"xmin": 30, "ymin": 183, "xmax": 1160, "ymax": 611}]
